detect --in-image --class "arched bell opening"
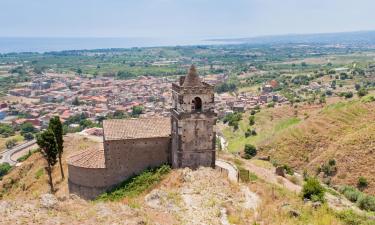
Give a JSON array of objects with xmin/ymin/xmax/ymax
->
[{"xmin": 192, "ymin": 97, "xmax": 202, "ymax": 112}]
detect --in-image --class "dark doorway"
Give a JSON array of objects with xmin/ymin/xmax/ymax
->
[{"xmin": 192, "ymin": 97, "xmax": 202, "ymax": 111}]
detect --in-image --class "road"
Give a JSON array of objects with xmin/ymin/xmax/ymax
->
[{"xmin": 0, "ymin": 140, "xmax": 37, "ymax": 165}]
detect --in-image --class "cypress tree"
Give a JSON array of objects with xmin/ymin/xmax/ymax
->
[
  {"xmin": 49, "ymin": 116, "xmax": 65, "ymax": 179},
  {"xmin": 36, "ymin": 130, "xmax": 58, "ymax": 192}
]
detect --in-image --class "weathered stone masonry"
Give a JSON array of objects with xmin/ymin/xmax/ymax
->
[{"xmin": 67, "ymin": 65, "xmax": 217, "ymax": 199}]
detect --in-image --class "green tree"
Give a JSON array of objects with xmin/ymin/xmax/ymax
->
[
  {"xmin": 0, "ymin": 124, "xmax": 15, "ymax": 137},
  {"xmin": 76, "ymin": 68, "xmax": 82, "ymax": 75},
  {"xmin": 49, "ymin": 116, "xmax": 65, "ymax": 180},
  {"xmin": 131, "ymin": 106, "xmax": 144, "ymax": 117},
  {"xmin": 36, "ymin": 130, "xmax": 58, "ymax": 192},
  {"xmin": 244, "ymin": 144, "xmax": 257, "ymax": 159},
  {"xmin": 20, "ymin": 122, "xmax": 36, "ymax": 135},
  {"xmin": 117, "ymin": 70, "xmax": 136, "ymax": 79},
  {"xmin": 112, "ymin": 110, "xmax": 127, "ymax": 119},
  {"xmin": 23, "ymin": 132, "xmax": 34, "ymax": 140}
]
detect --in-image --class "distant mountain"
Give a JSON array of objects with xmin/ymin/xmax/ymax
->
[{"xmin": 208, "ymin": 30, "xmax": 375, "ymax": 45}]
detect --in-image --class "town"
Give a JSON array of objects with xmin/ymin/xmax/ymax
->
[{"xmin": 0, "ymin": 66, "xmax": 293, "ymax": 137}]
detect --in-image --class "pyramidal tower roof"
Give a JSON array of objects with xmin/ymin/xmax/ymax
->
[{"xmin": 183, "ymin": 65, "xmax": 203, "ymax": 87}]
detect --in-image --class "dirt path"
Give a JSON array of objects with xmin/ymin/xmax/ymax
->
[
  {"xmin": 215, "ymin": 159, "xmax": 238, "ymax": 182},
  {"xmin": 220, "ymin": 154, "xmax": 369, "ymax": 217},
  {"xmin": 216, "ymin": 159, "xmax": 261, "ymax": 208},
  {"xmin": 242, "ymin": 159, "xmax": 301, "ymax": 193}
]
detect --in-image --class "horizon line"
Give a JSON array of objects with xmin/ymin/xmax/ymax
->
[{"xmin": 1, "ymin": 29, "xmax": 374, "ymax": 40}]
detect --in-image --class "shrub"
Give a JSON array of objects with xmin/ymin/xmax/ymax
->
[
  {"xmin": 328, "ymin": 159, "xmax": 336, "ymax": 166},
  {"xmin": 244, "ymin": 144, "xmax": 257, "ymax": 159},
  {"xmin": 357, "ymin": 177, "xmax": 368, "ymax": 190},
  {"xmin": 232, "ymin": 121, "xmax": 239, "ymax": 130},
  {"xmin": 0, "ymin": 163, "xmax": 12, "ymax": 178},
  {"xmin": 244, "ymin": 128, "xmax": 252, "ymax": 138},
  {"xmin": 17, "ymin": 149, "xmax": 39, "ymax": 162},
  {"xmin": 20, "ymin": 122, "xmax": 36, "ymax": 135},
  {"xmin": 223, "ymin": 112, "xmax": 242, "ymax": 129},
  {"xmin": 97, "ymin": 165, "xmax": 171, "ymax": 201},
  {"xmin": 282, "ymin": 164, "xmax": 294, "ymax": 175},
  {"xmin": 131, "ymin": 105, "xmax": 144, "ymax": 117},
  {"xmin": 5, "ymin": 139, "xmax": 17, "ymax": 149},
  {"xmin": 249, "ymin": 115, "xmax": 255, "ymax": 126},
  {"xmin": 251, "ymin": 129, "xmax": 257, "ymax": 136},
  {"xmin": 357, "ymin": 88, "xmax": 368, "ymax": 97},
  {"xmin": 357, "ymin": 195, "xmax": 375, "ymax": 212},
  {"xmin": 339, "ymin": 186, "xmax": 363, "ymax": 202},
  {"xmin": 336, "ymin": 210, "xmax": 373, "ymax": 225},
  {"xmin": 344, "ymin": 91, "xmax": 353, "ymax": 99},
  {"xmin": 362, "ymin": 95, "xmax": 375, "ymax": 103},
  {"xmin": 22, "ymin": 132, "xmax": 34, "ymax": 140},
  {"xmin": 245, "ymin": 128, "xmax": 257, "ymax": 137},
  {"xmin": 302, "ymin": 177, "xmax": 325, "ymax": 202},
  {"xmin": 0, "ymin": 124, "xmax": 15, "ymax": 137},
  {"xmin": 321, "ymin": 159, "xmax": 337, "ymax": 176}
]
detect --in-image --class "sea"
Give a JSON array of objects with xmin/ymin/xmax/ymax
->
[{"xmin": 0, "ymin": 37, "xmax": 225, "ymax": 53}]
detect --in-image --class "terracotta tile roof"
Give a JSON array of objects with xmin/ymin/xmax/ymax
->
[
  {"xmin": 67, "ymin": 148, "xmax": 106, "ymax": 169},
  {"xmin": 103, "ymin": 118, "xmax": 171, "ymax": 140}
]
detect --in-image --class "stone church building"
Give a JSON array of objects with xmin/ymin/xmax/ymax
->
[{"xmin": 67, "ymin": 65, "xmax": 217, "ymax": 199}]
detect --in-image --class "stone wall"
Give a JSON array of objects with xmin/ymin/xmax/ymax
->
[
  {"xmin": 104, "ymin": 137, "xmax": 171, "ymax": 187},
  {"xmin": 171, "ymin": 112, "xmax": 216, "ymax": 169},
  {"xmin": 68, "ymin": 137, "xmax": 171, "ymax": 200},
  {"xmin": 68, "ymin": 165, "xmax": 109, "ymax": 200}
]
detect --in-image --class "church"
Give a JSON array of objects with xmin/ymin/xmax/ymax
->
[{"xmin": 67, "ymin": 65, "xmax": 217, "ymax": 199}]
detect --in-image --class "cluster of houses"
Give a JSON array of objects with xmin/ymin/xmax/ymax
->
[
  {"xmin": 0, "ymin": 72, "xmax": 227, "ymax": 129},
  {"xmin": 1, "ymin": 70, "xmax": 293, "ymax": 132},
  {"xmin": 216, "ymin": 80, "xmax": 286, "ymax": 117}
]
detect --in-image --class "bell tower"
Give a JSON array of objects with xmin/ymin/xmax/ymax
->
[{"xmin": 171, "ymin": 65, "xmax": 217, "ymax": 169}]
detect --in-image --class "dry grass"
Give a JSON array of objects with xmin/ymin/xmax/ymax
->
[
  {"xmin": 0, "ymin": 134, "xmax": 24, "ymax": 152},
  {"xmin": 260, "ymin": 100, "xmax": 375, "ymax": 195},
  {"xmin": 241, "ymin": 178, "xmax": 342, "ymax": 225},
  {"xmin": 0, "ymin": 134, "xmax": 101, "ymax": 200}
]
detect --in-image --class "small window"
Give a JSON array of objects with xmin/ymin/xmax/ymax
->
[{"xmin": 192, "ymin": 97, "xmax": 202, "ymax": 111}]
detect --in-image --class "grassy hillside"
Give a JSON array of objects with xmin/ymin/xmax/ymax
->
[
  {"xmin": 221, "ymin": 103, "xmax": 310, "ymax": 153},
  {"xmin": 259, "ymin": 99, "xmax": 375, "ymax": 195},
  {"xmin": 0, "ymin": 130, "xmax": 371, "ymax": 224}
]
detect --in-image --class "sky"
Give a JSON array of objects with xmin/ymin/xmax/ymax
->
[{"xmin": 1, "ymin": 0, "xmax": 375, "ymax": 38}]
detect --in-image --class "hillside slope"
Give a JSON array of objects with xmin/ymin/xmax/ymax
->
[
  {"xmin": 260, "ymin": 100, "xmax": 375, "ymax": 194},
  {"xmin": 0, "ymin": 134, "xmax": 348, "ymax": 224}
]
